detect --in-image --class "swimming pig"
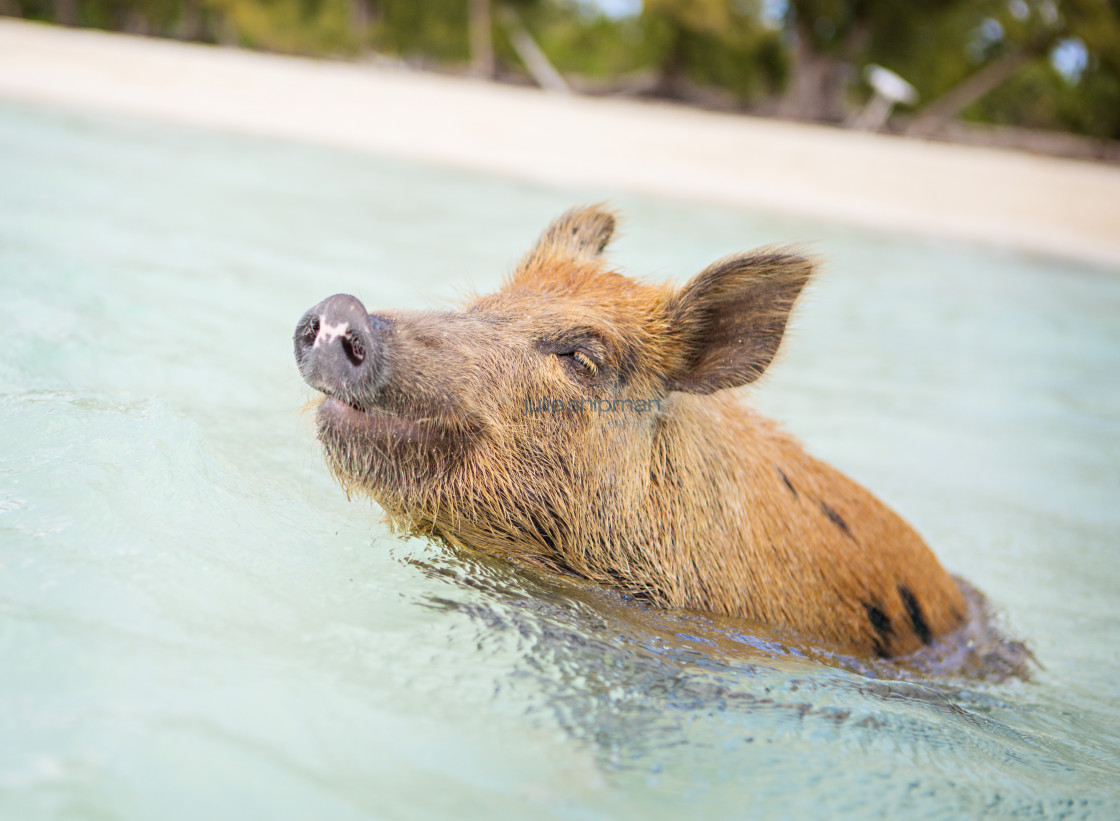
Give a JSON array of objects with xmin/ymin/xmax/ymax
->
[{"xmin": 294, "ymin": 206, "xmax": 970, "ymax": 660}]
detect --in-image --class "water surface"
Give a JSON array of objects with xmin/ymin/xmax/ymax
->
[{"xmin": 1, "ymin": 101, "xmax": 1118, "ymax": 819}]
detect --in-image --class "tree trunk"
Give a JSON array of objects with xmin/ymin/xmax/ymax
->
[
  {"xmin": 469, "ymin": 0, "xmax": 494, "ymax": 79},
  {"xmin": 123, "ymin": 5, "xmax": 150, "ymax": 34},
  {"xmin": 777, "ymin": 18, "xmax": 859, "ymax": 123},
  {"xmin": 905, "ymin": 49, "xmax": 1036, "ymax": 137},
  {"xmin": 349, "ymin": 0, "xmax": 376, "ymax": 48},
  {"xmin": 778, "ymin": 53, "xmax": 849, "ymax": 121},
  {"xmin": 174, "ymin": 0, "xmax": 204, "ymax": 40},
  {"xmin": 53, "ymin": 0, "xmax": 77, "ymax": 26},
  {"xmin": 651, "ymin": 25, "xmax": 688, "ymax": 100}
]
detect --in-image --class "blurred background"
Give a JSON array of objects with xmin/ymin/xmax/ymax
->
[{"xmin": 2, "ymin": 0, "xmax": 1119, "ymax": 158}]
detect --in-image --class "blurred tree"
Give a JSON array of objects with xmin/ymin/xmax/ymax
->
[
  {"xmin": 469, "ymin": 0, "xmax": 495, "ymax": 77},
  {"xmin": 5, "ymin": 0, "xmax": 1117, "ymax": 139},
  {"xmin": 371, "ymin": 0, "xmax": 468, "ymax": 63},
  {"xmin": 203, "ymin": 0, "xmax": 357, "ymax": 53},
  {"xmin": 776, "ymin": 0, "xmax": 967, "ymax": 122},
  {"xmin": 907, "ymin": 0, "xmax": 1120, "ymax": 138},
  {"xmin": 640, "ymin": 0, "xmax": 784, "ymax": 103}
]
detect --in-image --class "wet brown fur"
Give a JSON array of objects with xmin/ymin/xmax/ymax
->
[{"xmin": 313, "ymin": 206, "xmax": 967, "ymax": 659}]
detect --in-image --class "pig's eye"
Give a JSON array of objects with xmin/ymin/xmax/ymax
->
[{"xmin": 558, "ymin": 350, "xmax": 599, "ymax": 377}]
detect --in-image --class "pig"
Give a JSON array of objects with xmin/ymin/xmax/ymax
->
[{"xmin": 294, "ymin": 205, "xmax": 972, "ymax": 660}]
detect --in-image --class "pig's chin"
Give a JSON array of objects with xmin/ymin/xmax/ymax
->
[{"xmin": 316, "ymin": 395, "xmax": 442, "ymax": 446}]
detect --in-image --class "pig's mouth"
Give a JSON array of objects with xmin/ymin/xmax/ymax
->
[{"xmin": 316, "ymin": 395, "xmax": 445, "ymax": 446}]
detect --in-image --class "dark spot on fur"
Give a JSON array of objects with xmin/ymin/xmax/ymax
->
[
  {"xmin": 819, "ymin": 500, "xmax": 852, "ymax": 537},
  {"xmin": 899, "ymin": 585, "xmax": 933, "ymax": 645},
  {"xmin": 776, "ymin": 467, "xmax": 798, "ymax": 498},
  {"xmin": 864, "ymin": 602, "xmax": 893, "ymax": 651},
  {"xmin": 871, "ymin": 639, "xmax": 889, "ymax": 659}
]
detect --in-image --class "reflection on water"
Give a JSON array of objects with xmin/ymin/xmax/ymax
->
[
  {"xmin": 1, "ymin": 100, "xmax": 1119, "ymax": 819},
  {"xmin": 408, "ymin": 546, "xmax": 1112, "ymax": 801}
]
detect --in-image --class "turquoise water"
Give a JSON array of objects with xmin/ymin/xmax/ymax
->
[{"xmin": 1, "ymin": 100, "xmax": 1118, "ymax": 819}]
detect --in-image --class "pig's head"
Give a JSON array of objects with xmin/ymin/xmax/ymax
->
[{"xmin": 295, "ymin": 206, "xmax": 812, "ymax": 585}]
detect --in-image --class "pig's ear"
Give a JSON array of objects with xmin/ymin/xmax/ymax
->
[
  {"xmin": 521, "ymin": 205, "xmax": 617, "ymax": 266},
  {"xmin": 664, "ymin": 250, "xmax": 813, "ymax": 394}
]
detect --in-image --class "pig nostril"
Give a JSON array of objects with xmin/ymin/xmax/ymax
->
[
  {"xmin": 341, "ymin": 333, "xmax": 365, "ymax": 367},
  {"xmin": 302, "ymin": 316, "xmax": 320, "ymax": 347}
]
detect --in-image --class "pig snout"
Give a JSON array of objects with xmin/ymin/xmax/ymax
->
[{"xmin": 294, "ymin": 294, "xmax": 387, "ymax": 405}]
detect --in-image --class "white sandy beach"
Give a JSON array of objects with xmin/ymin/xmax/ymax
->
[{"xmin": 1, "ymin": 18, "xmax": 1118, "ymax": 269}]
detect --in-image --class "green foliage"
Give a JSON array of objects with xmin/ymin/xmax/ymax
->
[
  {"xmin": 207, "ymin": 0, "xmax": 357, "ymax": 54},
  {"xmin": 640, "ymin": 0, "xmax": 786, "ymax": 100},
  {"xmin": 373, "ymin": 0, "xmax": 470, "ymax": 63},
  {"xmin": 860, "ymin": 3, "xmax": 981, "ymax": 100},
  {"xmin": 521, "ymin": 3, "xmax": 653, "ymax": 78},
  {"xmin": 695, "ymin": 25, "xmax": 785, "ymax": 100},
  {"xmin": 784, "ymin": 0, "xmax": 971, "ymax": 63},
  {"xmin": 12, "ymin": 0, "xmax": 1120, "ymax": 138},
  {"xmin": 915, "ymin": 0, "xmax": 1120, "ymax": 137},
  {"xmin": 967, "ymin": 57, "xmax": 1120, "ymax": 138}
]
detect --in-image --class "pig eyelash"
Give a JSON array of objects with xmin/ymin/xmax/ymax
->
[
  {"xmin": 558, "ymin": 350, "xmax": 599, "ymax": 377},
  {"xmin": 573, "ymin": 351, "xmax": 598, "ymax": 375}
]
